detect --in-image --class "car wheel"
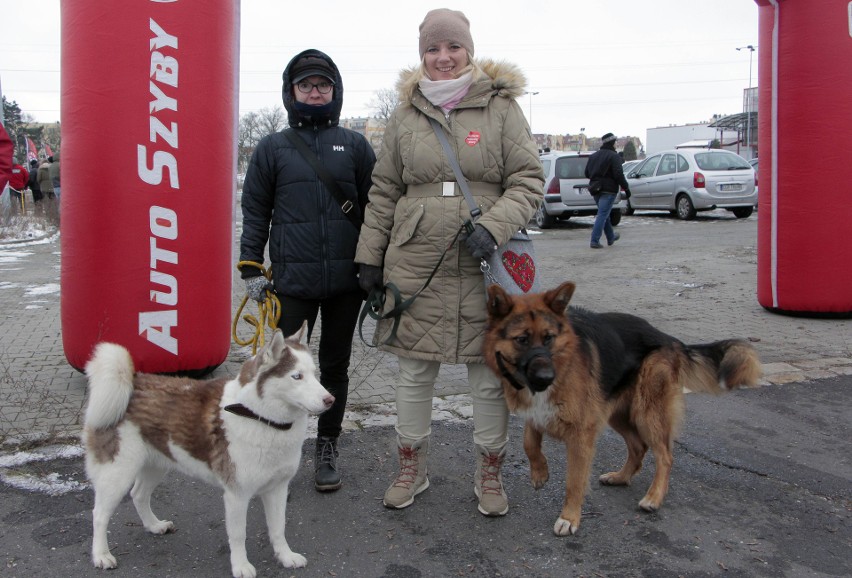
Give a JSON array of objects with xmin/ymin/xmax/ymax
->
[
  {"xmin": 675, "ymin": 194, "xmax": 696, "ymax": 220},
  {"xmin": 624, "ymin": 201, "xmax": 635, "ymax": 216},
  {"xmin": 732, "ymin": 206, "xmax": 754, "ymax": 219},
  {"xmin": 609, "ymin": 209, "xmax": 622, "ymax": 226},
  {"xmin": 534, "ymin": 205, "xmax": 556, "ymax": 229}
]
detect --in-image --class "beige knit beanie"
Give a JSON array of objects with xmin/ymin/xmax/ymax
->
[{"xmin": 418, "ymin": 8, "xmax": 474, "ymax": 59}]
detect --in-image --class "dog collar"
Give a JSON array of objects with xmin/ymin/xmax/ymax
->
[{"xmin": 223, "ymin": 404, "xmax": 293, "ymax": 431}]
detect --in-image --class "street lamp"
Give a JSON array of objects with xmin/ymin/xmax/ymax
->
[
  {"xmin": 525, "ymin": 91, "xmax": 539, "ymax": 133},
  {"xmin": 736, "ymin": 45, "xmax": 756, "ymax": 158}
]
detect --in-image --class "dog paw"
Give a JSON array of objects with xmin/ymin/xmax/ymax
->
[
  {"xmin": 530, "ymin": 470, "xmax": 549, "ymax": 489},
  {"xmin": 278, "ymin": 551, "xmax": 307, "ymax": 568},
  {"xmin": 599, "ymin": 472, "xmax": 631, "ymax": 486},
  {"xmin": 638, "ymin": 496, "xmax": 660, "ymax": 512},
  {"xmin": 231, "ymin": 561, "xmax": 257, "ymax": 578},
  {"xmin": 553, "ymin": 517, "xmax": 579, "ymax": 536},
  {"xmin": 146, "ymin": 520, "xmax": 175, "ymax": 535},
  {"xmin": 92, "ymin": 552, "xmax": 118, "ymax": 569}
]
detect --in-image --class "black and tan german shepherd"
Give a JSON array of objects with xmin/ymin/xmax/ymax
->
[{"xmin": 483, "ymin": 281, "xmax": 762, "ymax": 536}]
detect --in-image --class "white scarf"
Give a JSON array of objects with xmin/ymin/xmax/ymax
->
[{"xmin": 419, "ymin": 71, "xmax": 474, "ymax": 112}]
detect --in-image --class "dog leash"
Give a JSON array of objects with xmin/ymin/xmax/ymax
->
[
  {"xmin": 232, "ymin": 261, "xmax": 281, "ymax": 355},
  {"xmin": 358, "ymin": 223, "xmax": 467, "ymax": 347}
]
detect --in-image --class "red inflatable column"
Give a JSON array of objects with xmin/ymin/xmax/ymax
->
[
  {"xmin": 755, "ymin": 0, "xmax": 852, "ymax": 316},
  {"xmin": 61, "ymin": 0, "xmax": 240, "ymax": 372}
]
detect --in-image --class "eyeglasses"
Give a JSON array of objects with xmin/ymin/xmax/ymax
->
[{"xmin": 295, "ymin": 81, "xmax": 334, "ymax": 94}]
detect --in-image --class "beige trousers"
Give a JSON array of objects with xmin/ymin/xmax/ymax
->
[{"xmin": 395, "ymin": 356, "xmax": 508, "ymax": 450}]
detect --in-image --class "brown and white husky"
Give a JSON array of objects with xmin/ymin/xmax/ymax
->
[{"xmin": 83, "ymin": 323, "xmax": 333, "ymax": 578}]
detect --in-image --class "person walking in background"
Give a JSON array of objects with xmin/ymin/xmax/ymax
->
[
  {"xmin": 48, "ymin": 153, "xmax": 60, "ymax": 200},
  {"xmin": 239, "ymin": 49, "xmax": 376, "ymax": 493},
  {"xmin": 355, "ymin": 8, "xmax": 543, "ymax": 517},
  {"xmin": 27, "ymin": 159, "xmax": 43, "ymax": 208},
  {"xmin": 8, "ymin": 157, "xmax": 29, "ymax": 214},
  {"xmin": 585, "ymin": 132, "xmax": 630, "ymax": 248},
  {"xmin": 38, "ymin": 158, "xmax": 54, "ymax": 199}
]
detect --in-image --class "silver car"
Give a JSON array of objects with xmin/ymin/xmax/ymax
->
[
  {"xmin": 624, "ymin": 149, "xmax": 756, "ymax": 220},
  {"xmin": 533, "ymin": 151, "xmax": 626, "ymax": 229}
]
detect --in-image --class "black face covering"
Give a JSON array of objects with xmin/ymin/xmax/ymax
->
[{"xmin": 293, "ymin": 100, "xmax": 336, "ymax": 126}]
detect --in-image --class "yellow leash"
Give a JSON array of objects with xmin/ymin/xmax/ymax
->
[{"xmin": 232, "ymin": 261, "xmax": 281, "ymax": 355}]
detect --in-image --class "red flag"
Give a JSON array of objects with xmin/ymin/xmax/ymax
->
[
  {"xmin": 26, "ymin": 137, "xmax": 38, "ymax": 164},
  {"xmin": 42, "ymin": 142, "xmax": 54, "ymax": 158}
]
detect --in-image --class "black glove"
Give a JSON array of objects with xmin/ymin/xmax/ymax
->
[
  {"xmin": 623, "ymin": 188, "xmax": 632, "ymax": 199},
  {"xmin": 244, "ymin": 276, "xmax": 273, "ymax": 302},
  {"xmin": 358, "ymin": 264, "xmax": 384, "ymax": 294},
  {"xmin": 464, "ymin": 224, "xmax": 498, "ymax": 260}
]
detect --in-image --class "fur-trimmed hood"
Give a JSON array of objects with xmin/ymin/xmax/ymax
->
[{"xmin": 396, "ymin": 58, "xmax": 528, "ymax": 107}]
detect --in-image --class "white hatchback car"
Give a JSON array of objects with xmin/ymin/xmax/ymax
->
[
  {"xmin": 624, "ymin": 149, "xmax": 756, "ymax": 220},
  {"xmin": 533, "ymin": 151, "xmax": 627, "ymax": 229}
]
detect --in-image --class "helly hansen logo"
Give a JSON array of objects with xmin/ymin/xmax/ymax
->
[{"xmin": 333, "ymin": 145, "xmax": 345, "ymax": 152}]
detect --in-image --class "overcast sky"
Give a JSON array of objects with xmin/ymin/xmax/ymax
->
[{"xmin": 0, "ymin": 0, "xmax": 759, "ymax": 144}]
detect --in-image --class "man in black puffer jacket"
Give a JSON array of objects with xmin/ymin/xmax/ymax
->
[
  {"xmin": 239, "ymin": 49, "xmax": 376, "ymax": 493},
  {"xmin": 584, "ymin": 132, "xmax": 631, "ymax": 249}
]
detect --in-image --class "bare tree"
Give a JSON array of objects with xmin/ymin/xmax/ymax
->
[
  {"xmin": 257, "ymin": 106, "xmax": 287, "ymax": 135},
  {"xmin": 368, "ymin": 88, "xmax": 400, "ymax": 125},
  {"xmin": 237, "ymin": 106, "xmax": 288, "ymax": 172},
  {"xmin": 237, "ymin": 111, "xmax": 261, "ymax": 173}
]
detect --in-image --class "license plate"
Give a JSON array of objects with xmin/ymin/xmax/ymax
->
[{"xmin": 718, "ymin": 183, "xmax": 741, "ymax": 192}]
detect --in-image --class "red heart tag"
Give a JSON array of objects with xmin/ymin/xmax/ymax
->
[
  {"xmin": 501, "ymin": 250, "xmax": 536, "ymax": 292},
  {"xmin": 465, "ymin": 131, "xmax": 481, "ymax": 146}
]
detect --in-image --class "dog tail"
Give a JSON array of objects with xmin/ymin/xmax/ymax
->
[
  {"xmin": 681, "ymin": 339, "xmax": 762, "ymax": 394},
  {"xmin": 84, "ymin": 343, "xmax": 135, "ymax": 429}
]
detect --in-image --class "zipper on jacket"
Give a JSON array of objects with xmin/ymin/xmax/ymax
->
[{"xmin": 314, "ymin": 126, "xmax": 332, "ymax": 296}]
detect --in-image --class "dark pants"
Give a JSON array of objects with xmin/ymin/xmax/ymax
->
[{"xmin": 276, "ymin": 290, "xmax": 363, "ymax": 439}]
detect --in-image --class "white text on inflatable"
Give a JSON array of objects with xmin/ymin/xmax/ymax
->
[
  {"xmin": 139, "ymin": 206, "xmax": 179, "ymax": 354},
  {"xmin": 138, "ymin": 17, "xmax": 180, "ymax": 355}
]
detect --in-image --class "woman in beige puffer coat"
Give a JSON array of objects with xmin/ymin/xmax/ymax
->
[{"xmin": 355, "ymin": 8, "xmax": 543, "ymax": 517}]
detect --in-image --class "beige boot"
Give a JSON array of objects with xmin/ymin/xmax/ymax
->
[
  {"xmin": 474, "ymin": 444, "xmax": 508, "ymax": 516},
  {"xmin": 383, "ymin": 436, "xmax": 430, "ymax": 509}
]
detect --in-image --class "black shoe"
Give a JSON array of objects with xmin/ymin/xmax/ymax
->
[
  {"xmin": 315, "ymin": 436, "xmax": 341, "ymax": 492},
  {"xmin": 590, "ymin": 242, "xmax": 604, "ymax": 249},
  {"xmin": 608, "ymin": 232, "xmax": 620, "ymax": 246}
]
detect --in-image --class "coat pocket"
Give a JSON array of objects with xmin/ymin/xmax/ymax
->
[{"xmin": 390, "ymin": 202, "xmax": 424, "ymax": 247}]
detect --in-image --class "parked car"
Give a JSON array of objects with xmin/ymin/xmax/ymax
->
[
  {"xmin": 533, "ymin": 151, "xmax": 626, "ymax": 229},
  {"xmin": 621, "ymin": 159, "xmax": 641, "ymax": 174},
  {"xmin": 749, "ymin": 157, "xmax": 759, "ymax": 197},
  {"xmin": 624, "ymin": 149, "xmax": 756, "ymax": 220}
]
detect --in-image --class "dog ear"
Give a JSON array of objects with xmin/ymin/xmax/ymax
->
[
  {"xmin": 260, "ymin": 330, "xmax": 287, "ymax": 367},
  {"xmin": 547, "ymin": 282, "xmax": 576, "ymax": 315},
  {"xmin": 486, "ymin": 284, "xmax": 513, "ymax": 319},
  {"xmin": 285, "ymin": 320, "xmax": 310, "ymax": 346}
]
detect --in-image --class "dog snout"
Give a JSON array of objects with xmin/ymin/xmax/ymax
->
[
  {"xmin": 323, "ymin": 394, "xmax": 335, "ymax": 409},
  {"xmin": 527, "ymin": 357, "xmax": 555, "ymax": 392}
]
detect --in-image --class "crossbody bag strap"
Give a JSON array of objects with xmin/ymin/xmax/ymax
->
[
  {"xmin": 428, "ymin": 117, "xmax": 529, "ymax": 289},
  {"xmin": 283, "ymin": 128, "xmax": 361, "ymax": 231},
  {"xmin": 428, "ymin": 117, "xmax": 480, "ymax": 225}
]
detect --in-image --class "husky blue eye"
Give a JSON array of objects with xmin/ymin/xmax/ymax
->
[{"xmin": 292, "ymin": 372, "xmax": 302, "ymax": 380}]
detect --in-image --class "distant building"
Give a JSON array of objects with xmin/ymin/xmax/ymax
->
[
  {"xmin": 532, "ymin": 132, "xmax": 643, "ymax": 154},
  {"xmin": 646, "ymin": 120, "xmax": 739, "ymax": 155},
  {"xmin": 341, "ymin": 116, "xmax": 387, "ymax": 152}
]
